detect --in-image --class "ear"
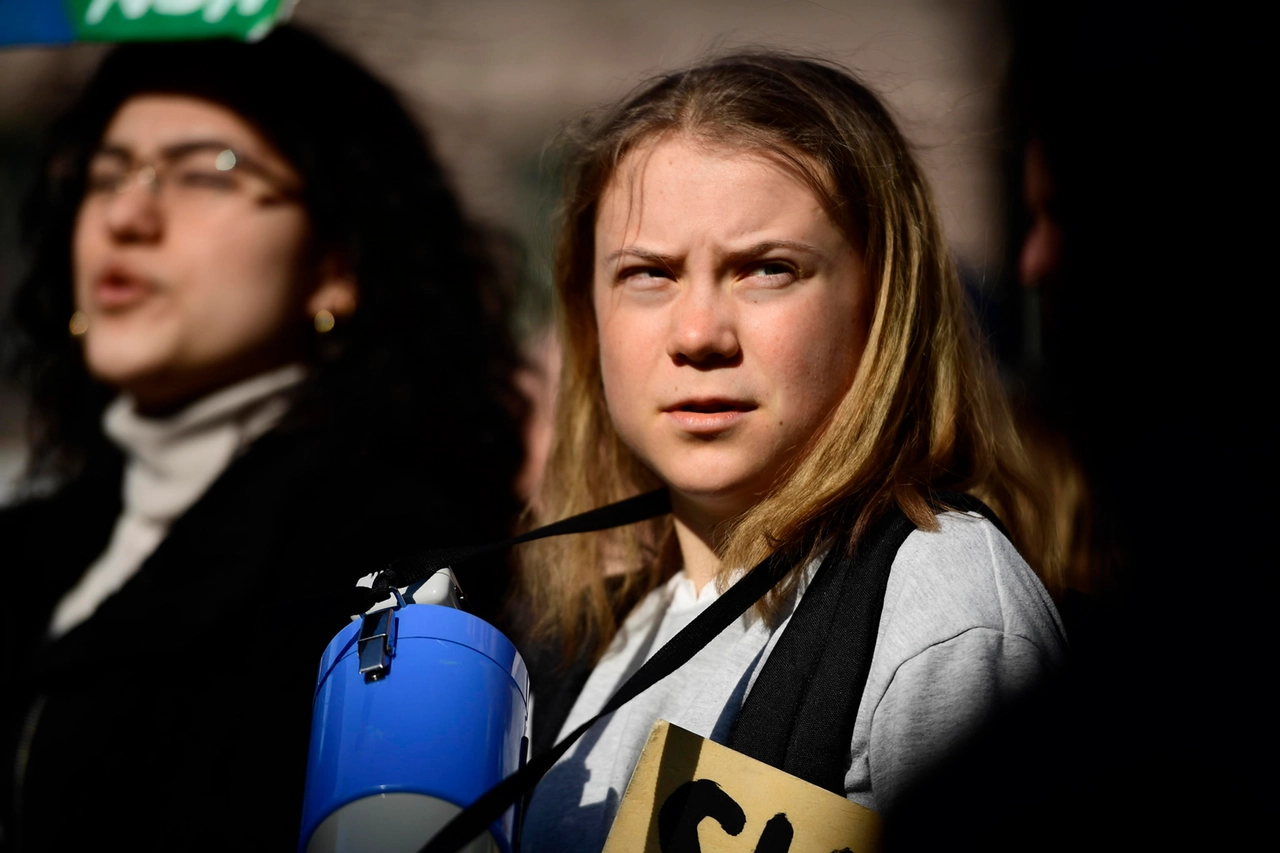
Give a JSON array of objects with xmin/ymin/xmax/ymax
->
[{"xmin": 306, "ymin": 255, "xmax": 359, "ymax": 319}]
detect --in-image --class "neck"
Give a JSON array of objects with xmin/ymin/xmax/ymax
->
[
  {"xmin": 670, "ymin": 492, "xmax": 734, "ymax": 594},
  {"xmin": 125, "ymin": 342, "xmax": 306, "ymax": 417},
  {"xmin": 104, "ymin": 363, "xmax": 307, "ymax": 524}
]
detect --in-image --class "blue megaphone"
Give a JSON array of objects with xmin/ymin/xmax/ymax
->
[{"xmin": 298, "ymin": 571, "xmax": 529, "ymax": 853}]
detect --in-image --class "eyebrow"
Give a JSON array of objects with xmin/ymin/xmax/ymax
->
[
  {"xmin": 93, "ymin": 139, "xmax": 237, "ymax": 160},
  {"xmin": 90, "ymin": 139, "xmax": 294, "ymax": 190},
  {"xmin": 723, "ymin": 240, "xmax": 829, "ymax": 266},
  {"xmin": 603, "ymin": 246, "xmax": 679, "ymax": 268},
  {"xmin": 604, "ymin": 240, "xmax": 829, "ymax": 268}
]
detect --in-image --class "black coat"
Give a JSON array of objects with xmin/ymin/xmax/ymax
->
[{"xmin": 0, "ymin": 421, "xmax": 516, "ymax": 852}]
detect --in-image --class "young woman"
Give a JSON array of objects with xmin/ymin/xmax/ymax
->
[
  {"xmin": 0, "ymin": 28, "xmax": 524, "ymax": 851},
  {"xmin": 518, "ymin": 53, "xmax": 1067, "ymax": 849}
]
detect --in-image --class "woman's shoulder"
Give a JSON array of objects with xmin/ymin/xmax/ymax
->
[
  {"xmin": 846, "ymin": 512, "xmax": 1067, "ymax": 812},
  {"xmin": 0, "ymin": 456, "xmax": 121, "ymax": 548},
  {"xmin": 877, "ymin": 510, "xmax": 1067, "ymax": 663}
]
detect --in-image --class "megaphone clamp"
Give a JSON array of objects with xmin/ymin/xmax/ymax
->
[
  {"xmin": 300, "ymin": 492, "xmax": 675, "ymax": 853},
  {"xmin": 299, "ymin": 570, "xmax": 529, "ymax": 853},
  {"xmin": 356, "ymin": 591, "xmax": 402, "ymax": 681}
]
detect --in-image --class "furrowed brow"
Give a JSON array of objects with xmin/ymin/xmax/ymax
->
[
  {"xmin": 722, "ymin": 240, "xmax": 828, "ymax": 266},
  {"xmin": 603, "ymin": 246, "xmax": 681, "ymax": 269}
]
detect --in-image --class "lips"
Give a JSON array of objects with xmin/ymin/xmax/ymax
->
[
  {"xmin": 663, "ymin": 398, "xmax": 757, "ymax": 433},
  {"xmin": 92, "ymin": 263, "xmax": 156, "ymax": 311}
]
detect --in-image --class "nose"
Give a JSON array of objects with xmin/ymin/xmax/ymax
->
[
  {"xmin": 667, "ymin": 282, "xmax": 740, "ymax": 367},
  {"xmin": 102, "ymin": 174, "xmax": 164, "ymax": 243}
]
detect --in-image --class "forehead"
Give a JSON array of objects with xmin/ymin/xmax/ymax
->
[
  {"xmin": 596, "ymin": 135, "xmax": 837, "ymax": 249},
  {"xmin": 99, "ymin": 94, "xmax": 282, "ymax": 164}
]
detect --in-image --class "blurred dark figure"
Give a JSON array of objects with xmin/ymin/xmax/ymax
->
[
  {"xmin": 0, "ymin": 27, "xmax": 525, "ymax": 852},
  {"xmin": 888, "ymin": 2, "xmax": 1267, "ymax": 848}
]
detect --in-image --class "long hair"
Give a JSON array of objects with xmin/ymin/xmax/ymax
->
[
  {"xmin": 6, "ymin": 27, "xmax": 525, "ymax": 536},
  {"xmin": 522, "ymin": 52, "xmax": 1060, "ymax": 661}
]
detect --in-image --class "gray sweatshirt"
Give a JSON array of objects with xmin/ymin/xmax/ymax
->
[{"xmin": 521, "ymin": 511, "xmax": 1067, "ymax": 852}]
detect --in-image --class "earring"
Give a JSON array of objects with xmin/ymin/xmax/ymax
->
[
  {"xmin": 69, "ymin": 310, "xmax": 89, "ymax": 337},
  {"xmin": 314, "ymin": 309, "xmax": 336, "ymax": 334}
]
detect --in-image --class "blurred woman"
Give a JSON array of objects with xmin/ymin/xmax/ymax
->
[
  {"xmin": 518, "ymin": 53, "xmax": 1066, "ymax": 850},
  {"xmin": 0, "ymin": 27, "xmax": 524, "ymax": 851}
]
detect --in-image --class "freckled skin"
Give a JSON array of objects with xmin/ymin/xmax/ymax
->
[
  {"xmin": 593, "ymin": 135, "xmax": 872, "ymax": 536},
  {"xmin": 73, "ymin": 95, "xmax": 320, "ymax": 412}
]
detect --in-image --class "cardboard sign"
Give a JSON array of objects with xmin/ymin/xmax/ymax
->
[{"xmin": 603, "ymin": 721, "xmax": 882, "ymax": 853}]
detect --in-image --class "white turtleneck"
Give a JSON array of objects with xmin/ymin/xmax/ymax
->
[{"xmin": 47, "ymin": 364, "xmax": 307, "ymax": 639}]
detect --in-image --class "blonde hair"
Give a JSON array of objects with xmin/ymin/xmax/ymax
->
[{"xmin": 523, "ymin": 53, "xmax": 1062, "ymax": 661}]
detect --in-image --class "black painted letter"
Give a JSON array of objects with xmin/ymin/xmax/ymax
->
[
  {"xmin": 752, "ymin": 813, "xmax": 794, "ymax": 853},
  {"xmin": 657, "ymin": 779, "xmax": 747, "ymax": 853}
]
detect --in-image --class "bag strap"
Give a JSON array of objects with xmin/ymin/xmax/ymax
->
[
  {"xmin": 418, "ymin": 546, "xmax": 798, "ymax": 853},
  {"xmin": 347, "ymin": 488, "xmax": 672, "ymax": 613},
  {"xmin": 728, "ymin": 492, "xmax": 1006, "ymax": 794},
  {"xmin": 415, "ymin": 491, "xmax": 1004, "ymax": 852}
]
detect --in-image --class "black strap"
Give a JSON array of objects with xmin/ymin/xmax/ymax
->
[
  {"xmin": 727, "ymin": 506, "xmax": 913, "ymax": 792},
  {"xmin": 418, "ymin": 547, "xmax": 797, "ymax": 853},
  {"xmin": 352, "ymin": 488, "xmax": 672, "ymax": 612},
  {"xmin": 940, "ymin": 491, "xmax": 1009, "ymax": 541},
  {"xmin": 728, "ymin": 491, "xmax": 1006, "ymax": 794},
  {"xmin": 416, "ymin": 491, "xmax": 1005, "ymax": 852}
]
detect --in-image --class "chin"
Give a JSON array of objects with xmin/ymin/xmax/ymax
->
[
  {"xmin": 633, "ymin": 441, "xmax": 778, "ymax": 515},
  {"xmin": 83, "ymin": 341, "xmax": 171, "ymax": 394},
  {"xmin": 663, "ymin": 473, "xmax": 768, "ymax": 515}
]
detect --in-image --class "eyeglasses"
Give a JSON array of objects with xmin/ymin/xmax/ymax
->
[{"xmin": 83, "ymin": 143, "xmax": 300, "ymax": 213}]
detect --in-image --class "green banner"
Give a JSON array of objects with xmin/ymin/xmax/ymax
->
[{"xmin": 65, "ymin": 0, "xmax": 292, "ymax": 42}]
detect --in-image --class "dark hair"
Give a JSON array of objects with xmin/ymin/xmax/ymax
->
[{"xmin": 7, "ymin": 26, "xmax": 525, "ymax": 515}]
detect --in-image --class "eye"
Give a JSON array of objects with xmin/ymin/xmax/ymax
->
[
  {"xmin": 618, "ymin": 266, "xmax": 674, "ymax": 288},
  {"xmin": 85, "ymin": 171, "xmax": 125, "ymax": 194},
  {"xmin": 174, "ymin": 169, "xmax": 239, "ymax": 191},
  {"xmin": 85, "ymin": 160, "xmax": 127, "ymax": 194},
  {"xmin": 743, "ymin": 260, "xmax": 798, "ymax": 284}
]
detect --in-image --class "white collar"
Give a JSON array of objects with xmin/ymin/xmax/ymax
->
[
  {"xmin": 667, "ymin": 570, "xmax": 723, "ymax": 614},
  {"xmin": 665, "ymin": 549, "xmax": 828, "ymax": 618},
  {"xmin": 104, "ymin": 364, "xmax": 307, "ymax": 523}
]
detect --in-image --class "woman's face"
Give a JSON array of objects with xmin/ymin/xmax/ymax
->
[
  {"xmin": 73, "ymin": 95, "xmax": 322, "ymax": 411},
  {"xmin": 593, "ymin": 134, "xmax": 872, "ymax": 526}
]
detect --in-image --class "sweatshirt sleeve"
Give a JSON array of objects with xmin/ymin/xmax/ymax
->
[
  {"xmin": 865, "ymin": 627, "xmax": 1054, "ymax": 811},
  {"xmin": 843, "ymin": 512, "xmax": 1066, "ymax": 813}
]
